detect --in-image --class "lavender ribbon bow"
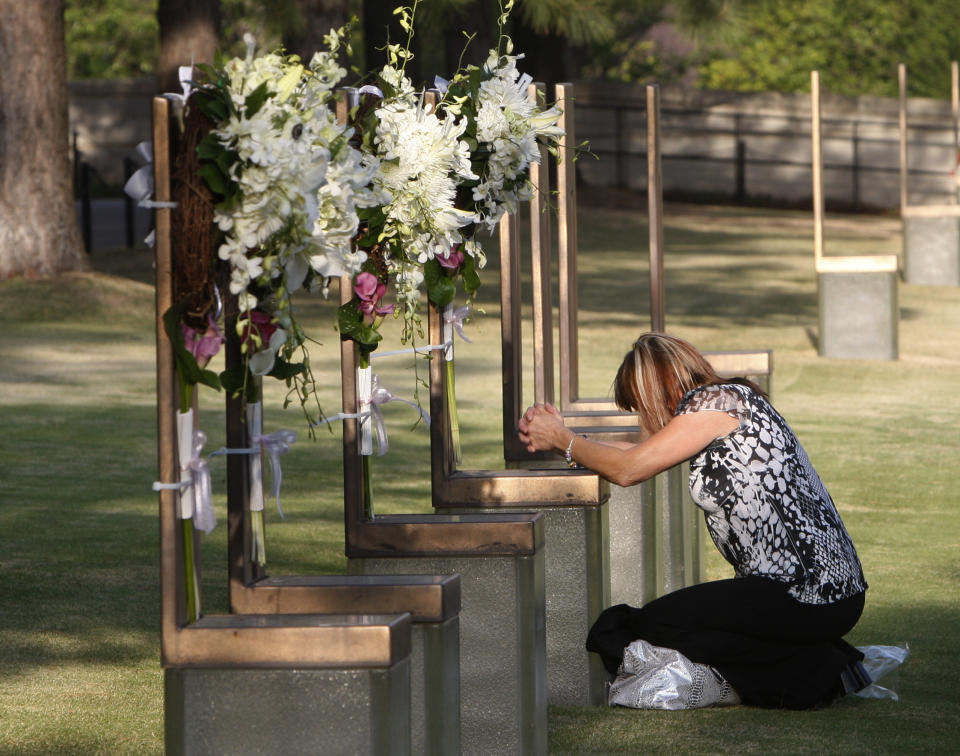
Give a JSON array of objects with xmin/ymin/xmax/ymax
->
[
  {"xmin": 253, "ymin": 430, "xmax": 297, "ymax": 518},
  {"xmin": 208, "ymin": 429, "xmax": 297, "ymax": 517},
  {"xmin": 362, "ymin": 375, "xmax": 431, "ymax": 456}
]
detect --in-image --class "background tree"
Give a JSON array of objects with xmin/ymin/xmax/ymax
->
[
  {"xmin": 283, "ymin": 0, "xmax": 350, "ymax": 65},
  {"xmin": 0, "ymin": 0, "xmax": 86, "ymax": 279},
  {"xmin": 363, "ymin": 0, "xmax": 618, "ymax": 87},
  {"xmin": 65, "ymin": 0, "xmax": 158, "ymax": 79},
  {"xmin": 698, "ymin": 0, "xmax": 960, "ymax": 97},
  {"xmin": 157, "ymin": 0, "xmax": 221, "ymax": 92}
]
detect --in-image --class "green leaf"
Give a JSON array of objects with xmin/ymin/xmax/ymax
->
[
  {"xmin": 337, "ymin": 302, "xmax": 382, "ymax": 348},
  {"xmin": 162, "ymin": 302, "xmax": 223, "ymax": 400},
  {"xmin": 244, "ymin": 81, "xmax": 272, "ymax": 119},
  {"xmin": 215, "ymin": 149, "xmax": 238, "ymax": 177},
  {"xmin": 424, "ymin": 259, "xmax": 456, "ymax": 307},
  {"xmin": 268, "ymin": 359, "xmax": 306, "ymax": 380},
  {"xmin": 219, "ymin": 366, "xmax": 247, "ymax": 394},
  {"xmin": 461, "ymin": 255, "xmax": 481, "ymax": 296},
  {"xmin": 197, "ymin": 368, "xmax": 221, "ymax": 391},
  {"xmin": 197, "ymin": 163, "xmax": 228, "ymax": 196},
  {"xmin": 192, "ymin": 88, "xmax": 230, "ymax": 122},
  {"xmin": 194, "ymin": 62, "xmax": 218, "ymax": 81},
  {"xmin": 196, "ymin": 133, "xmax": 222, "ymax": 160}
]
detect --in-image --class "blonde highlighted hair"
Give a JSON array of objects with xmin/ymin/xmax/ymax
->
[{"xmin": 613, "ymin": 333, "xmax": 762, "ymax": 433}]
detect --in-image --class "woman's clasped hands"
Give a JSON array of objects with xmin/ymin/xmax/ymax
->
[{"xmin": 518, "ymin": 402, "xmax": 571, "ymax": 455}]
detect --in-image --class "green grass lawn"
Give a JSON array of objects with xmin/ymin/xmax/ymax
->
[{"xmin": 1, "ymin": 201, "xmax": 958, "ymax": 754}]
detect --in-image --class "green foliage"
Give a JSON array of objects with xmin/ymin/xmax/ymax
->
[
  {"xmin": 698, "ymin": 0, "xmax": 960, "ymax": 97},
  {"xmin": 577, "ymin": 0, "xmax": 713, "ymax": 85},
  {"xmin": 220, "ymin": 0, "xmax": 294, "ymax": 56},
  {"xmin": 515, "ymin": 0, "xmax": 616, "ymax": 45},
  {"xmin": 65, "ymin": 0, "xmax": 158, "ymax": 79},
  {"xmin": 64, "ymin": 0, "xmax": 295, "ymax": 80}
]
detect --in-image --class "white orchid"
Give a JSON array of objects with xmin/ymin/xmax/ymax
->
[{"xmin": 466, "ymin": 51, "xmax": 564, "ymax": 232}]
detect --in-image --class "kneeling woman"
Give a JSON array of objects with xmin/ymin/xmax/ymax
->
[{"xmin": 517, "ymin": 333, "xmax": 869, "ymax": 709}]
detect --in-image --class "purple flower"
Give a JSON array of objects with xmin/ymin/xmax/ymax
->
[
  {"xmin": 355, "ymin": 272, "xmax": 395, "ymax": 322},
  {"xmin": 182, "ymin": 313, "xmax": 224, "ymax": 366},
  {"xmin": 238, "ymin": 310, "xmax": 280, "ymax": 350},
  {"xmin": 437, "ymin": 245, "xmax": 464, "ymax": 271}
]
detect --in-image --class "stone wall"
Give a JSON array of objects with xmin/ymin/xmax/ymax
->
[
  {"xmin": 69, "ymin": 77, "xmax": 157, "ymax": 190},
  {"xmin": 69, "ymin": 78, "xmax": 960, "ymax": 209},
  {"xmin": 574, "ymin": 82, "xmax": 960, "ymax": 211}
]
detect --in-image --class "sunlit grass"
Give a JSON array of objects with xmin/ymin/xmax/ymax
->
[{"xmin": 1, "ymin": 200, "xmax": 957, "ymax": 753}]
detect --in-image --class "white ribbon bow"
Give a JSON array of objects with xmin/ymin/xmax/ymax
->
[
  {"xmin": 208, "ymin": 429, "xmax": 297, "ymax": 518},
  {"xmin": 153, "ymin": 430, "xmax": 216, "ymax": 533},
  {"xmin": 184, "ymin": 430, "xmax": 216, "ymax": 534},
  {"xmin": 357, "ymin": 84, "xmax": 384, "ymax": 98},
  {"xmin": 123, "ymin": 141, "xmax": 177, "ymax": 212},
  {"xmin": 310, "ymin": 376, "xmax": 429, "ymax": 456},
  {"xmin": 443, "ymin": 305, "xmax": 472, "ymax": 343}
]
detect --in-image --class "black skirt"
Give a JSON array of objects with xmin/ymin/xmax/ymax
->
[{"xmin": 586, "ymin": 576, "xmax": 866, "ymax": 709}]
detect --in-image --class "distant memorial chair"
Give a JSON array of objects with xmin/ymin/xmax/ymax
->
[
  {"xmin": 898, "ymin": 62, "xmax": 960, "ymax": 286},
  {"xmin": 812, "ymin": 71, "xmax": 899, "ymax": 360}
]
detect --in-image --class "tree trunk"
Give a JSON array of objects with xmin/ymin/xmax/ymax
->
[
  {"xmin": 0, "ymin": 0, "xmax": 86, "ymax": 279},
  {"xmin": 284, "ymin": 0, "xmax": 348, "ymax": 65},
  {"xmin": 157, "ymin": 0, "xmax": 220, "ymax": 94}
]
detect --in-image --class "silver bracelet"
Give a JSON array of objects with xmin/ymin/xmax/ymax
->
[{"xmin": 564, "ymin": 434, "xmax": 585, "ymax": 468}]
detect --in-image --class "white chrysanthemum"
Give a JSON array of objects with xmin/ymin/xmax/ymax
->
[{"xmin": 369, "ymin": 91, "xmax": 478, "ymax": 264}]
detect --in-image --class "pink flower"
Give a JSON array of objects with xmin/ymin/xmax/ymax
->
[
  {"xmin": 437, "ymin": 245, "xmax": 464, "ymax": 271},
  {"xmin": 182, "ymin": 313, "xmax": 224, "ymax": 366},
  {"xmin": 355, "ymin": 272, "xmax": 395, "ymax": 322},
  {"xmin": 239, "ymin": 309, "xmax": 279, "ymax": 349}
]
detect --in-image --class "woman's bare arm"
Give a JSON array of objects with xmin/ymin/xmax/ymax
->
[{"xmin": 518, "ymin": 404, "xmax": 737, "ymax": 486}]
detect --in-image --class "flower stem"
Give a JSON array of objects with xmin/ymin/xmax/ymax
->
[
  {"xmin": 181, "ymin": 518, "xmax": 199, "ymax": 623},
  {"xmin": 445, "ymin": 358, "xmax": 462, "ymax": 466},
  {"xmin": 250, "ymin": 509, "xmax": 266, "ymax": 567},
  {"xmin": 362, "ymin": 453, "xmax": 373, "ymax": 519}
]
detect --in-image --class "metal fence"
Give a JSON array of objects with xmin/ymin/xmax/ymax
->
[{"xmin": 575, "ymin": 87, "xmax": 960, "ymax": 211}]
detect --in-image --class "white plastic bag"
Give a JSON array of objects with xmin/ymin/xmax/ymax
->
[
  {"xmin": 853, "ymin": 643, "xmax": 910, "ymax": 702},
  {"xmin": 609, "ymin": 639, "xmax": 741, "ymax": 710}
]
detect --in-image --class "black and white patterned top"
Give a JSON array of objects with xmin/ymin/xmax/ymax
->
[{"xmin": 676, "ymin": 383, "xmax": 867, "ymax": 605}]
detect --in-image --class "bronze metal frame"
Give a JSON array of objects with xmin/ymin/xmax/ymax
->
[
  {"xmin": 647, "ymin": 84, "xmax": 666, "ymax": 335},
  {"xmin": 338, "ymin": 273, "xmax": 544, "ymax": 554},
  {"xmin": 427, "ymin": 298, "xmax": 608, "ymax": 509},
  {"xmin": 528, "ymin": 82, "xmax": 555, "ymax": 407}
]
